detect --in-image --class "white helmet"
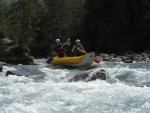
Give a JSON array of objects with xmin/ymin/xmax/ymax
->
[{"xmin": 55, "ymin": 39, "xmax": 60, "ymax": 43}]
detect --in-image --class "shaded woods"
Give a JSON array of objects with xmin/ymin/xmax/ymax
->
[{"xmin": 0, "ymin": 0, "xmax": 150, "ymax": 57}]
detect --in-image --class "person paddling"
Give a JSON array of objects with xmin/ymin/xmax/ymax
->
[
  {"xmin": 64, "ymin": 38, "xmax": 72, "ymax": 57},
  {"xmin": 53, "ymin": 38, "xmax": 72, "ymax": 57},
  {"xmin": 71, "ymin": 39, "xmax": 86, "ymax": 56},
  {"xmin": 54, "ymin": 39, "xmax": 65, "ymax": 58}
]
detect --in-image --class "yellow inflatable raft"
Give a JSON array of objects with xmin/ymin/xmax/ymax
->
[{"xmin": 51, "ymin": 52, "xmax": 95, "ymax": 67}]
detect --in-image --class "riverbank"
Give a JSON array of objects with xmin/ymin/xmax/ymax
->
[
  {"xmin": 0, "ymin": 38, "xmax": 34, "ymax": 67},
  {"xmin": 99, "ymin": 51, "xmax": 150, "ymax": 63},
  {"xmin": 0, "ymin": 52, "xmax": 150, "ymax": 67},
  {"xmin": 0, "ymin": 38, "xmax": 150, "ymax": 69}
]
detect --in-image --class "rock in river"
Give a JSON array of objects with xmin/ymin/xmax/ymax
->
[{"xmin": 69, "ymin": 69, "xmax": 106, "ymax": 82}]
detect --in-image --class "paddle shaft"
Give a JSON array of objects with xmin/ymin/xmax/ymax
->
[
  {"xmin": 75, "ymin": 47, "xmax": 87, "ymax": 54},
  {"xmin": 61, "ymin": 41, "xmax": 67, "ymax": 49},
  {"xmin": 61, "ymin": 39, "xmax": 70, "ymax": 49}
]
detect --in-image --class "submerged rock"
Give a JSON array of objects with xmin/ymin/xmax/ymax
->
[
  {"xmin": 5, "ymin": 65, "xmax": 45, "ymax": 77},
  {"xmin": 69, "ymin": 69, "xmax": 106, "ymax": 82}
]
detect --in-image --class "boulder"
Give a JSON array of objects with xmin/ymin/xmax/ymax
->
[
  {"xmin": 112, "ymin": 57, "xmax": 122, "ymax": 62},
  {"xmin": 69, "ymin": 69, "xmax": 106, "ymax": 82},
  {"xmin": 143, "ymin": 57, "xmax": 150, "ymax": 61},
  {"xmin": 0, "ymin": 61, "xmax": 7, "ymax": 72},
  {"xmin": 103, "ymin": 57, "xmax": 112, "ymax": 61},
  {"xmin": 5, "ymin": 65, "xmax": 45, "ymax": 77},
  {"xmin": 123, "ymin": 59, "xmax": 133, "ymax": 63},
  {"xmin": 88, "ymin": 69, "xmax": 106, "ymax": 81},
  {"xmin": 0, "ymin": 38, "xmax": 15, "ymax": 46},
  {"xmin": 1, "ymin": 46, "xmax": 34, "ymax": 65},
  {"xmin": 0, "ymin": 61, "xmax": 6, "ymax": 65},
  {"xmin": 133, "ymin": 54, "xmax": 142, "ymax": 61},
  {"xmin": 100, "ymin": 53, "xmax": 109, "ymax": 58},
  {"xmin": 121, "ymin": 56, "xmax": 129, "ymax": 61},
  {"xmin": 110, "ymin": 54, "xmax": 116, "ymax": 57},
  {"xmin": 141, "ymin": 53, "xmax": 148, "ymax": 57}
]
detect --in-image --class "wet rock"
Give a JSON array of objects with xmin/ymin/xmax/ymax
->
[
  {"xmin": 141, "ymin": 53, "xmax": 148, "ymax": 57},
  {"xmin": 100, "ymin": 53, "xmax": 109, "ymax": 58},
  {"xmin": 5, "ymin": 65, "xmax": 45, "ymax": 77},
  {"xmin": 112, "ymin": 57, "xmax": 122, "ymax": 62},
  {"xmin": 0, "ymin": 61, "xmax": 6, "ymax": 65},
  {"xmin": 98, "ymin": 51, "xmax": 150, "ymax": 63},
  {"xmin": 1, "ymin": 46, "xmax": 34, "ymax": 65},
  {"xmin": 123, "ymin": 60, "xmax": 133, "ymax": 63},
  {"xmin": 145, "ymin": 57, "xmax": 150, "ymax": 61},
  {"xmin": 69, "ymin": 69, "xmax": 106, "ymax": 82},
  {"xmin": 121, "ymin": 56, "xmax": 129, "ymax": 61},
  {"xmin": 110, "ymin": 54, "xmax": 116, "ymax": 57},
  {"xmin": 124, "ymin": 54, "xmax": 134, "ymax": 60},
  {"xmin": 103, "ymin": 57, "xmax": 112, "ymax": 61},
  {"xmin": 88, "ymin": 69, "xmax": 106, "ymax": 81},
  {"xmin": 0, "ymin": 62, "xmax": 6, "ymax": 72},
  {"xmin": 0, "ymin": 38, "xmax": 34, "ymax": 65},
  {"xmin": 133, "ymin": 54, "xmax": 142, "ymax": 61}
]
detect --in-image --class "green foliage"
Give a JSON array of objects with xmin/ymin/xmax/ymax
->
[
  {"xmin": 6, "ymin": 0, "xmax": 41, "ymax": 46},
  {"xmin": 1, "ymin": 0, "xmax": 150, "ymax": 56},
  {"xmin": 0, "ymin": 0, "xmax": 4, "ymax": 38},
  {"xmin": 37, "ymin": 0, "xmax": 86, "ymax": 44}
]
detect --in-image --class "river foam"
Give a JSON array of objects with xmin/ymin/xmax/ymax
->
[{"xmin": 0, "ymin": 61, "xmax": 150, "ymax": 113}]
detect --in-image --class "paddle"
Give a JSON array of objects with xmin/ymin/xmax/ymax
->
[
  {"xmin": 75, "ymin": 47, "xmax": 87, "ymax": 54},
  {"xmin": 61, "ymin": 38, "xmax": 70, "ymax": 49},
  {"xmin": 46, "ymin": 55, "xmax": 53, "ymax": 64}
]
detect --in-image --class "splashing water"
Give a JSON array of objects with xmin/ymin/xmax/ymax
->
[{"xmin": 0, "ymin": 60, "xmax": 150, "ymax": 113}]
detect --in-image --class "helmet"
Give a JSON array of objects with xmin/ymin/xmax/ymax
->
[
  {"xmin": 56, "ymin": 39, "xmax": 60, "ymax": 43},
  {"xmin": 75, "ymin": 39, "xmax": 80, "ymax": 43}
]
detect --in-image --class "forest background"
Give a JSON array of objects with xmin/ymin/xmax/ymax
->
[{"xmin": 0, "ymin": 0, "xmax": 150, "ymax": 57}]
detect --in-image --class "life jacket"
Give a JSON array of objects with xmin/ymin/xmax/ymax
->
[{"xmin": 55, "ymin": 44, "xmax": 64, "ymax": 54}]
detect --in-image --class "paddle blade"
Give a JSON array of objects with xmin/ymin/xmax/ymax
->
[{"xmin": 46, "ymin": 56, "xmax": 53, "ymax": 64}]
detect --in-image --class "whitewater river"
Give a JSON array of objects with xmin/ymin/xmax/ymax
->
[{"xmin": 0, "ymin": 60, "xmax": 150, "ymax": 113}]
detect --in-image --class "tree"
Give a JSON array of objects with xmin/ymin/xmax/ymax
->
[
  {"xmin": 6, "ymin": 0, "xmax": 41, "ymax": 46},
  {"xmin": 82, "ymin": 0, "xmax": 150, "ymax": 53},
  {"xmin": 38, "ymin": 0, "xmax": 86, "ymax": 44},
  {"xmin": 0, "ymin": 0, "xmax": 4, "ymax": 38}
]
